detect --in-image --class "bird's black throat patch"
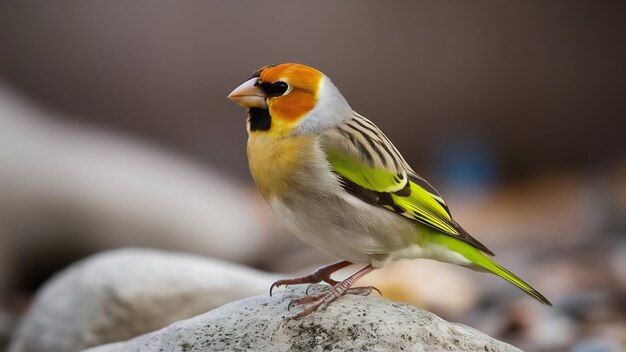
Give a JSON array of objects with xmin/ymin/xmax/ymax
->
[{"xmin": 248, "ymin": 107, "xmax": 271, "ymax": 131}]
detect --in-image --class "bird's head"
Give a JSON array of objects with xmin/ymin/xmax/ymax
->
[{"xmin": 228, "ymin": 63, "xmax": 351, "ymax": 135}]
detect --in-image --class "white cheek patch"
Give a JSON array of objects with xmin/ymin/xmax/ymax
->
[{"xmin": 294, "ymin": 76, "xmax": 353, "ymax": 135}]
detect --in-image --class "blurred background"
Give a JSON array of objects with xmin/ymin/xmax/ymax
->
[{"xmin": 0, "ymin": 1, "xmax": 625, "ymax": 351}]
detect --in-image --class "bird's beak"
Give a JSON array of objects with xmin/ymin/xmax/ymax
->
[{"xmin": 227, "ymin": 78, "xmax": 267, "ymax": 109}]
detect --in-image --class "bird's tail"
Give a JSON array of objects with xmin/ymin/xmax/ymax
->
[
  {"xmin": 430, "ymin": 233, "xmax": 552, "ymax": 305},
  {"xmin": 465, "ymin": 246, "xmax": 552, "ymax": 306},
  {"xmin": 475, "ymin": 255, "xmax": 551, "ymax": 305}
]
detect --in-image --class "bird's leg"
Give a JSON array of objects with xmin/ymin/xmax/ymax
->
[
  {"xmin": 288, "ymin": 264, "xmax": 375, "ymax": 320},
  {"xmin": 269, "ymin": 260, "xmax": 352, "ymax": 296}
]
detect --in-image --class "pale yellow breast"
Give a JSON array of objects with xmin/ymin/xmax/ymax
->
[{"xmin": 247, "ymin": 133, "xmax": 318, "ymax": 199}]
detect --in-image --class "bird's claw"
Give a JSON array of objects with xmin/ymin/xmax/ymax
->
[
  {"xmin": 287, "ymin": 293, "xmax": 326, "ymax": 316},
  {"xmin": 268, "ymin": 261, "xmax": 352, "ymax": 297},
  {"xmin": 289, "ymin": 294, "xmax": 321, "ymax": 310},
  {"xmin": 305, "ymin": 283, "xmax": 319, "ymax": 295},
  {"xmin": 269, "ymin": 277, "xmax": 327, "ymax": 296},
  {"xmin": 270, "ymin": 278, "xmax": 313, "ymax": 296},
  {"xmin": 269, "ymin": 281, "xmax": 283, "ymax": 296}
]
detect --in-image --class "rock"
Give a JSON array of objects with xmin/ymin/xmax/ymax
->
[
  {"xmin": 84, "ymin": 285, "xmax": 521, "ymax": 352},
  {"xmin": 513, "ymin": 301, "xmax": 576, "ymax": 352},
  {"xmin": 8, "ymin": 248, "xmax": 278, "ymax": 352},
  {"xmin": 610, "ymin": 242, "xmax": 626, "ymax": 290}
]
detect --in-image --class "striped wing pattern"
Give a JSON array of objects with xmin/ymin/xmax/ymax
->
[{"xmin": 322, "ymin": 113, "xmax": 494, "ymax": 256}]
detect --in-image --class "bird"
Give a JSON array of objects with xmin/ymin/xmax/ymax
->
[{"xmin": 227, "ymin": 63, "xmax": 551, "ymax": 319}]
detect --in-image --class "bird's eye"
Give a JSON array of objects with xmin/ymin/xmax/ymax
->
[
  {"xmin": 258, "ymin": 80, "xmax": 290, "ymax": 97},
  {"xmin": 273, "ymin": 81, "xmax": 289, "ymax": 95}
]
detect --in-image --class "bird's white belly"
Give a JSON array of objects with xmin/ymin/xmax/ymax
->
[
  {"xmin": 268, "ymin": 197, "xmax": 371, "ymax": 263},
  {"xmin": 268, "ymin": 191, "xmax": 473, "ymax": 269},
  {"xmin": 384, "ymin": 244, "xmax": 472, "ymax": 267},
  {"xmin": 268, "ymin": 189, "xmax": 424, "ymax": 265}
]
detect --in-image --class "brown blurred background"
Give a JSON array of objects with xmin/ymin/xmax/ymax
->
[{"xmin": 0, "ymin": 1, "xmax": 625, "ymax": 351}]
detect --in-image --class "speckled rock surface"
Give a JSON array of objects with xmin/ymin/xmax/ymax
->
[
  {"xmin": 85, "ymin": 285, "xmax": 521, "ymax": 352},
  {"xmin": 9, "ymin": 249, "xmax": 277, "ymax": 352}
]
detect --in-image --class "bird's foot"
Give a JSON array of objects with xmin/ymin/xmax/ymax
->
[
  {"xmin": 293, "ymin": 285, "xmax": 380, "ymax": 308},
  {"xmin": 269, "ymin": 260, "xmax": 352, "ymax": 296},
  {"xmin": 286, "ymin": 265, "xmax": 375, "ymax": 320},
  {"xmin": 287, "ymin": 283, "xmax": 347, "ymax": 320}
]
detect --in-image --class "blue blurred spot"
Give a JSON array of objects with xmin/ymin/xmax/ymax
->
[{"xmin": 433, "ymin": 138, "xmax": 499, "ymax": 193}]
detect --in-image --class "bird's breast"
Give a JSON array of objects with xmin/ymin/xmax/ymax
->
[{"xmin": 247, "ymin": 133, "xmax": 320, "ymax": 199}]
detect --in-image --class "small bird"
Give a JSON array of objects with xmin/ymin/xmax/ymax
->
[{"xmin": 228, "ymin": 63, "xmax": 551, "ymax": 319}]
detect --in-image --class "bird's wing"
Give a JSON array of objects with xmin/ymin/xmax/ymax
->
[{"xmin": 321, "ymin": 113, "xmax": 494, "ymax": 255}]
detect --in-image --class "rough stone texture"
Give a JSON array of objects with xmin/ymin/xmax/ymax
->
[
  {"xmin": 9, "ymin": 249, "xmax": 277, "ymax": 352},
  {"xmin": 85, "ymin": 285, "xmax": 521, "ymax": 352}
]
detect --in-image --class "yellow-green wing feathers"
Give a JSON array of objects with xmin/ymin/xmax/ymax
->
[
  {"xmin": 323, "ymin": 113, "xmax": 494, "ymax": 256},
  {"xmin": 391, "ymin": 178, "xmax": 456, "ymax": 234},
  {"xmin": 327, "ymin": 148, "xmax": 455, "ymax": 234},
  {"xmin": 325, "ymin": 148, "xmax": 407, "ymax": 193}
]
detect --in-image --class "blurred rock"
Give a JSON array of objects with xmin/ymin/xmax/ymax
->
[
  {"xmin": 558, "ymin": 290, "xmax": 611, "ymax": 321},
  {"xmin": 355, "ymin": 260, "xmax": 479, "ymax": 317},
  {"xmin": 8, "ymin": 248, "xmax": 278, "ymax": 352},
  {"xmin": 610, "ymin": 243, "xmax": 626, "ymax": 291},
  {"xmin": 0, "ymin": 309, "xmax": 16, "ymax": 351},
  {"xmin": 513, "ymin": 301, "xmax": 576, "ymax": 352},
  {"xmin": 0, "ymin": 84, "xmax": 280, "ymax": 270},
  {"xmin": 84, "ymin": 285, "xmax": 521, "ymax": 352},
  {"xmin": 572, "ymin": 337, "xmax": 626, "ymax": 352}
]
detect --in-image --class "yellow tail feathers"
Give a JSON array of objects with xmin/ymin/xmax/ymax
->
[
  {"xmin": 478, "ymin": 257, "xmax": 552, "ymax": 306},
  {"xmin": 431, "ymin": 233, "xmax": 552, "ymax": 305}
]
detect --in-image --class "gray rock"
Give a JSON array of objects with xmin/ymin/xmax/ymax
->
[
  {"xmin": 85, "ymin": 285, "xmax": 521, "ymax": 352},
  {"xmin": 9, "ymin": 249, "xmax": 277, "ymax": 352}
]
